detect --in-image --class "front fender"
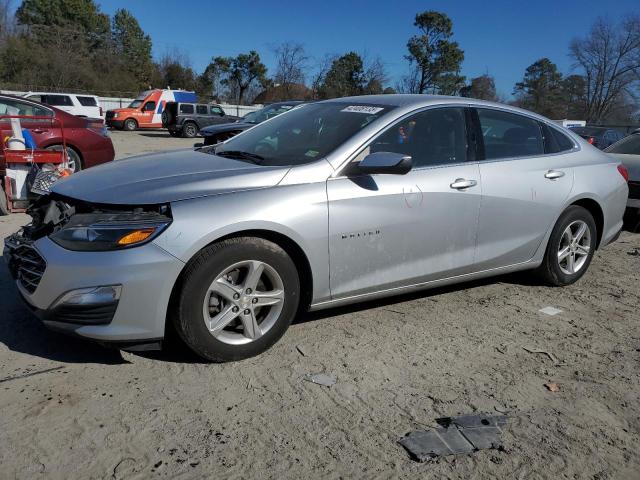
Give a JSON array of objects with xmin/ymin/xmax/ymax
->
[{"xmin": 154, "ymin": 184, "xmax": 331, "ymax": 304}]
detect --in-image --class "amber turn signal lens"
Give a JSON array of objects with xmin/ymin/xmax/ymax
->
[{"xmin": 117, "ymin": 228, "xmax": 156, "ymax": 246}]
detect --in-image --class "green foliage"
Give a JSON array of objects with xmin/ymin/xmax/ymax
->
[
  {"xmin": 514, "ymin": 58, "xmax": 564, "ymax": 117},
  {"xmin": 205, "ymin": 51, "xmax": 268, "ymax": 105},
  {"xmin": 460, "ymin": 74, "xmax": 498, "ymax": 101},
  {"xmin": 112, "ymin": 9, "xmax": 153, "ymax": 86},
  {"xmin": 404, "ymin": 10, "xmax": 465, "ymax": 94},
  {"xmin": 319, "ymin": 52, "xmax": 366, "ymax": 98}
]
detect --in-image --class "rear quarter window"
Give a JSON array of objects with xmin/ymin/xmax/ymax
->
[
  {"xmin": 77, "ymin": 96, "xmax": 98, "ymax": 107},
  {"xmin": 180, "ymin": 104, "xmax": 194, "ymax": 114}
]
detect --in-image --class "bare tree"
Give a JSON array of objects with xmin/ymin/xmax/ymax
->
[
  {"xmin": 570, "ymin": 15, "xmax": 640, "ymax": 122},
  {"xmin": 395, "ymin": 65, "xmax": 421, "ymax": 94},
  {"xmin": 272, "ymin": 41, "xmax": 308, "ymax": 98},
  {"xmin": 310, "ymin": 54, "xmax": 336, "ymax": 98}
]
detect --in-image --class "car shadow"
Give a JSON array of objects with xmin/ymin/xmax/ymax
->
[
  {"xmin": 0, "ymin": 259, "xmax": 129, "ymax": 365},
  {"xmin": 295, "ymin": 270, "xmax": 539, "ymax": 325},
  {"xmin": 136, "ymin": 132, "xmax": 174, "ymax": 138}
]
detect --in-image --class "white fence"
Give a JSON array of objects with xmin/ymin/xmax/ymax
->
[{"xmin": 1, "ymin": 90, "xmax": 262, "ymax": 118}]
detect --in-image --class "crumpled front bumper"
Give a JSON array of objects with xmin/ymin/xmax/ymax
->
[{"xmin": 4, "ymin": 234, "xmax": 185, "ymax": 342}]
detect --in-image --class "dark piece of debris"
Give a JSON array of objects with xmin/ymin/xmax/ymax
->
[{"xmin": 399, "ymin": 414, "xmax": 508, "ymax": 462}]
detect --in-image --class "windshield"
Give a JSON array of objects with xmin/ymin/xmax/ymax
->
[
  {"xmin": 213, "ymin": 102, "xmax": 395, "ymax": 166},
  {"xmin": 242, "ymin": 111, "xmax": 259, "ymax": 123},
  {"xmin": 605, "ymin": 134, "xmax": 640, "ymax": 155},
  {"xmin": 128, "ymin": 91, "xmax": 151, "ymax": 109},
  {"xmin": 245, "ymin": 103, "xmax": 298, "ymax": 124}
]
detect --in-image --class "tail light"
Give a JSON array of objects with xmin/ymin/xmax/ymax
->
[
  {"xmin": 617, "ymin": 164, "xmax": 629, "ymax": 182},
  {"xmin": 588, "ymin": 137, "xmax": 595, "ymax": 145},
  {"xmin": 87, "ymin": 119, "xmax": 108, "ymax": 137},
  {"xmin": 99, "ymin": 107, "xmax": 103, "ymax": 117}
]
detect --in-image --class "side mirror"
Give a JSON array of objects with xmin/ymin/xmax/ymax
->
[{"xmin": 357, "ymin": 151, "xmax": 412, "ymax": 175}]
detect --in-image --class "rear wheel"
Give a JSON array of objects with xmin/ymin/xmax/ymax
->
[
  {"xmin": 537, "ymin": 205, "xmax": 597, "ymax": 286},
  {"xmin": 45, "ymin": 145, "xmax": 82, "ymax": 173},
  {"xmin": 173, "ymin": 237, "xmax": 300, "ymax": 362},
  {"xmin": 182, "ymin": 122, "xmax": 198, "ymax": 138},
  {"xmin": 124, "ymin": 118, "xmax": 138, "ymax": 131}
]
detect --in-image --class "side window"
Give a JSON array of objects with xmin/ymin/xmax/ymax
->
[
  {"xmin": 77, "ymin": 96, "xmax": 98, "ymax": 107},
  {"xmin": 26, "ymin": 94, "xmax": 42, "ymax": 102},
  {"xmin": 210, "ymin": 106, "xmax": 223, "ymax": 115},
  {"xmin": 477, "ymin": 108, "xmax": 544, "ymax": 159},
  {"xmin": 196, "ymin": 105, "xmax": 208, "ymax": 115},
  {"xmin": 0, "ymin": 98, "xmax": 53, "ymax": 120},
  {"xmin": 180, "ymin": 104, "xmax": 194, "ymax": 114},
  {"xmin": 540, "ymin": 123, "xmax": 575, "ymax": 153},
  {"xmin": 44, "ymin": 95, "xmax": 73, "ymax": 107},
  {"xmin": 360, "ymin": 107, "xmax": 468, "ymax": 168},
  {"xmin": 143, "ymin": 101, "xmax": 156, "ymax": 112}
]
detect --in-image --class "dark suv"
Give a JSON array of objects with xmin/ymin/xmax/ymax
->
[{"xmin": 162, "ymin": 102, "xmax": 240, "ymax": 138}]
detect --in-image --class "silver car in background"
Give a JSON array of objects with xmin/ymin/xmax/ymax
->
[{"xmin": 4, "ymin": 95, "xmax": 629, "ymax": 361}]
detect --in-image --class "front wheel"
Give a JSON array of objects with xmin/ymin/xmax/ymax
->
[
  {"xmin": 123, "ymin": 118, "xmax": 138, "ymax": 131},
  {"xmin": 173, "ymin": 237, "xmax": 300, "ymax": 362},
  {"xmin": 537, "ymin": 205, "xmax": 597, "ymax": 286}
]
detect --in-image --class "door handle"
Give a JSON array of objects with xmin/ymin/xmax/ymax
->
[
  {"xmin": 31, "ymin": 128, "xmax": 48, "ymax": 134},
  {"xmin": 544, "ymin": 170, "xmax": 565, "ymax": 180},
  {"xmin": 450, "ymin": 178, "xmax": 478, "ymax": 190}
]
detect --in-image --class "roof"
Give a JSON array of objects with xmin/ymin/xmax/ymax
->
[{"xmin": 319, "ymin": 94, "xmax": 557, "ymax": 122}]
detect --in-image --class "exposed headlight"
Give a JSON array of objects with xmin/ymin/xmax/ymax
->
[
  {"xmin": 50, "ymin": 212, "xmax": 171, "ymax": 251},
  {"xmin": 112, "ymin": 112, "xmax": 119, "ymax": 118}
]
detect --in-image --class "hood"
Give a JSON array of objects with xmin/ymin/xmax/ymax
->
[
  {"xmin": 200, "ymin": 122, "xmax": 253, "ymax": 135},
  {"xmin": 608, "ymin": 153, "xmax": 640, "ymax": 181},
  {"xmin": 51, "ymin": 149, "xmax": 290, "ymax": 204}
]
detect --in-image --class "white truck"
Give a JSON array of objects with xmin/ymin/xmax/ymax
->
[{"xmin": 23, "ymin": 92, "xmax": 103, "ymax": 119}]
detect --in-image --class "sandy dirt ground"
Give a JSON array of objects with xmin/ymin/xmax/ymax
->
[{"xmin": 1, "ymin": 131, "xmax": 639, "ymax": 479}]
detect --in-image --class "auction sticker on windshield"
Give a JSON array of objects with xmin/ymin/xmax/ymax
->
[{"xmin": 341, "ymin": 106, "xmax": 385, "ymax": 114}]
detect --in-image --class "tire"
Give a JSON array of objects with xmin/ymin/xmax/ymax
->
[
  {"xmin": 45, "ymin": 145, "xmax": 82, "ymax": 173},
  {"xmin": 0, "ymin": 182, "xmax": 9, "ymax": 216},
  {"xmin": 124, "ymin": 118, "xmax": 138, "ymax": 131},
  {"xmin": 537, "ymin": 205, "xmax": 597, "ymax": 286},
  {"xmin": 182, "ymin": 122, "xmax": 198, "ymax": 138},
  {"xmin": 173, "ymin": 237, "xmax": 300, "ymax": 362}
]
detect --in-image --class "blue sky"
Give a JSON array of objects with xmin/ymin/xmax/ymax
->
[{"xmin": 96, "ymin": 0, "xmax": 639, "ymax": 96}]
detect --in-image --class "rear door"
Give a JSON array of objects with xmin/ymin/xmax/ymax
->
[
  {"xmin": 327, "ymin": 106, "xmax": 481, "ymax": 299},
  {"xmin": 473, "ymin": 107, "xmax": 575, "ymax": 270},
  {"xmin": 42, "ymin": 94, "xmax": 75, "ymax": 116},
  {"xmin": 0, "ymin": 97, "xmax": 55, "ymax": 148}
]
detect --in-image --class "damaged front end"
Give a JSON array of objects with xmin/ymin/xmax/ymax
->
[
  {"xmin": 4, "ymin": 193, "xmax": 172, "ymax": 314},
  {"xmin": 4, "ymin": 194, "xmax": 178, "ymax": 349}
]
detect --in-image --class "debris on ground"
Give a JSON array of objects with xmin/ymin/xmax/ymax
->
[
  {"xmin": 296, "ymin": 345, "xmax": 306, "ymax": 357},
  {"xmin": 523, "ymin": 346, "xmax": 560, "ymax": 365},
  {"xmin": 399, "ymin": 414, "xmax": 508, "ymax": 462},
  {"xmin": 539, "ymin": 306, "xmax": 563, "ymax": 316},
  {"xmin": 628, "ymin": 248, "xmax": 640, "ymax": 256},
  {"xmin": 304, "ymin": 373, "xmax": 336, "ymax": 387},
  {"xmin": 545, "ymin": 382, "xmax": 561, "ymax": 392}
]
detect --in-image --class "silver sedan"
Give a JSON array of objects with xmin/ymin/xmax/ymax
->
[{"xmin": 4, "ymin": 95, "xmax": 629, "ymax": 361}]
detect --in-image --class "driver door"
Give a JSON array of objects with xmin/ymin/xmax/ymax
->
[{"xmin": 327, "ymin": 106, "xmax": 482, "ymax": 299}]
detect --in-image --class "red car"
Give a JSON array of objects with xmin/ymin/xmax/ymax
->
[{"xmin": 0, "ymin": 94, "xmax": 115, "ymax": 173}]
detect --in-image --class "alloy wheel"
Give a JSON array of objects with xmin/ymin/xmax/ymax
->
[
  {"xmin": 202, "ymin": 260, "xmax": 285, "ymax": 345},
  {"xmin": 557, "ymin": 220, "xmax": 591, "ymax": 275}
]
